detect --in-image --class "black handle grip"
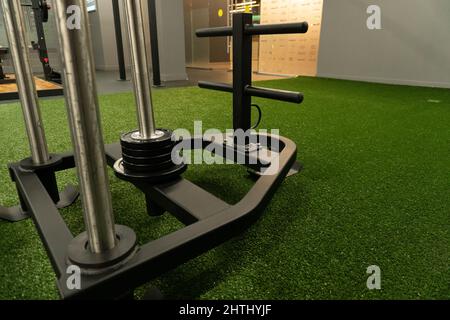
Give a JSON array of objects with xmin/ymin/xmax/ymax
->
[
  {"xmin": 198, "ymin": 81, "xmax": 303, "ymax": 104},
  {"xmin": 196, "ymin": 27, "xmax": 232, "ymax": 38},
  {"xmin": 196, "ymin": 22, "xmax": 309, "ymax": 38},
  {"xmin": 245, "ymin": 22, "xmax": 309, "ymax": 35},
  {"xmin": 198, "ymin": 81, "xmax": 233, "ymax": 92},
  {"xmin": 245, "ymin": 86, "xmax": 304, "ymax": 104}
]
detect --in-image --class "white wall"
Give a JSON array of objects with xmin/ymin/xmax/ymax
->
[
  {"xmin": 155, "ymin": 0, "xmax": 188, "ymax": 81},
  {"xmin": 317, "ymin": 0, "xmax": 450, "ymax": 88}
]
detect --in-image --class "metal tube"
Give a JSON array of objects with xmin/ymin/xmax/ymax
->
[
  {"xmin": 198, "ymin": 81, "xmax": 234, "ymax": 93},
  {"xmin": 245, "ymin": 86, "xmax": 304, "ymax": 104},
  {"xmin": 196, "ymin": 22, "xmax": 309, "ymax": 38},
  {"xmin": 123, "ymin": 0, "xmax": 158, "ymax": 140},
  {"xmin": 245, "ymin": 22, "xmax": 309, "ymax": 35},
  {"xmin": 1, "ymin": 0, "xmax": 50, "ymax": 165},
  {"xmin": 198, "ymin": 81, "xmax": 304, "ymax": 104},
  {"xmin": 196, "ymin": 26, "xmax": 232, "ymax": 38},
  {"xmin": 53, "ymin": 0, "xmax": 117, "ymax": 254}
]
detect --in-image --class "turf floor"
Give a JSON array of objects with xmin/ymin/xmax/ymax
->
[{"xmin": 0, "ymin": 76, "xmax": 449, "ymax": 300}]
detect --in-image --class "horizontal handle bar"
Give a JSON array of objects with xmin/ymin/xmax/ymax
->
[
  {"xmin": 196, "ymin": 26, "xmax": 232, "ymax": 38},
  {"xmin": 246, "ymin": 22, "xmax": 309, "ymax": 35},
  {"xmin": 198, "ymin": 81, "xmax": 303, "ymax": 104},
  {"xmin": 196, "ymin": 22, "xmax": 308, "ymax": 38},
  {"xmin": 198, "ymin": 81, "xmax": 233, "ymax": 92},
  {"xmin": 246, "ymin": 86, "xmax": 304, "ymax": 104}
]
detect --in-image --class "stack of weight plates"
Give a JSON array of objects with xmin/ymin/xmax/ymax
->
[{"xmin": 114, "ymin": 129, "xmax": 187, "ymax": 183}]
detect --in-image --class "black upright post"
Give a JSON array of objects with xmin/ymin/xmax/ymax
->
[
  {"xmin": 233, "ymin": 13, "xmax": 253, "ymax": 132},
  {"xmin": 31, "ymin": 0, "xmax": 53, "ymax": 81},
  {"xmin": 112, "ymin": 0, "xmax": 127, "ymax": 81},
  {"xmin": 148, "ymin": 0, "xmax": 162, "ymax": 87}
]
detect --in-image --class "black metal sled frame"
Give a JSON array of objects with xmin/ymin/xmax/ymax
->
[
  {"xmin": 7, "ymin": 134, "xmax": 296, "ymax": 299},
  {"xmin": 2, "ymin": 11, "xmax": 307, "ymax": 299}
]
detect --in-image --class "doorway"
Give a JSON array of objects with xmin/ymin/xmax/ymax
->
[{"xmin": 184, "ymin": 0, "xmax": 230, "ymax": 70}]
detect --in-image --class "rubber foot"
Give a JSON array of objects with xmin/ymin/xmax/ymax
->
[
  {"xmin": 287, "ymin": 161, "xmax": 303, "ymax": 177},
  {"xmin": 56, "ymin": 185, "xmax": 79, "ymax": 209},
  {"xmin": 0, "ymin": 205, "xmax": 28, "ymax": 222},
  {"xmin": 0, "ymin": 185, "xmax": 79, "ymax": 222}
]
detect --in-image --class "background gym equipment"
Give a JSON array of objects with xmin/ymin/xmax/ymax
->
[
  {"xmin": 0, "ymin": 0, "xmax": 63, "ymax": 100},
  {"xmin": 0, "ymin": 0, "xmax": 77, "ymax": 222},
  {"xmin": 0, "ymin": 47, "xmax": 15, "ymax": 84},
  {"xmin": 2, "ymin": 0, "xmax": 307, "ymax": 299},
  {"xmin": 0, "ymin": 73, "xmax": 63, "ymax": 100},
  {"xmin": 20, "ymin": 0, "xmax": 61, "ymax": 84}
]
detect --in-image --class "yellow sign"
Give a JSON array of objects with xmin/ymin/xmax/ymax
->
[
  {"xmin": 218, "ymin": 8, "xmax": 224, "ymax": 17},
  {"xmin": 245, "ymin": 5, "xmax": 251, "ymax": 13}
]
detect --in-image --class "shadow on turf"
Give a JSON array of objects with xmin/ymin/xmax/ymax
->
[{"xmin": 142, "ymin": 182, "xmax": 308, "ymax": 300}]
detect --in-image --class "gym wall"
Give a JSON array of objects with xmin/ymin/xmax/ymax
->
[{"xmin": 317, "ymin": 0, "xmax": 450, "ymax": 88}]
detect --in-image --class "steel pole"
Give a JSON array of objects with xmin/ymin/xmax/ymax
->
[
  {"xmin": 53, "ymin": 0, "xmax": 117, "ymax": 253},
  {"xmin": 123, "ymin": 0, "xmax": 160, "ymax": 140},
  {"xmin": 1, "ymin": 0, "xmax": 50, "ymax": 165}
]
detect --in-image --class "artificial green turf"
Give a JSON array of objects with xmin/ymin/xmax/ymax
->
[{"xmin": 0, "ymin": 76, "xmax": 449, "ymax": 300}]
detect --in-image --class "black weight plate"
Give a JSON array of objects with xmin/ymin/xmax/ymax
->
[
  {"xmin": 121, "ymin": 143, "xmax": 176, "ymax": 158},
  {"xmin": 122, "ymin": 152, "xmax": 173, "ymax": 166},
  {"xmin": 114, "ymin": 161, "xmax": 187, "ymax": 184},
  {"xmin": 122, "ymin": 159, "xmax": 175, "ymax": 173},
  {"xmin": 120, "ymin": 129, "xmax": 175, "ymax": 151}
]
